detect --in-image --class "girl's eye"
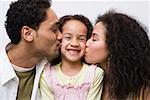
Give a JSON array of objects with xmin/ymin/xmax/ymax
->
[
  {"xmin": 79, "ymin": 37, "xmax": 86, "ymax": 42},
  {"xmin": 63, "ymin": 36, "xmax": 72, "ymax": 40}
]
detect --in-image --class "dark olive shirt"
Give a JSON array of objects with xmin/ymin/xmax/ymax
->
[{"xmin": 15, "ymin": 67, "xmax": 36, "ymax": 100}]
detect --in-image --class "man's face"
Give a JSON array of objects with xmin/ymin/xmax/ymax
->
[{"xmin": 33, "ymin": 8, "xmax": 62, "ymax": 61}]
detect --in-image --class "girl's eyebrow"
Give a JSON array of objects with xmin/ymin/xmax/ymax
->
[
  {"xmin": 63, "ymin": 33, "xmax": 72, "ymax": 36},
  {"xmin": 79, "ymin": 35, "xmax": 86, "ymax": 37}
]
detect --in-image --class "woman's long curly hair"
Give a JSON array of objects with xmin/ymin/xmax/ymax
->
[{"xmin": 96, "ymin": 10, "xmax": 150, "ymax": 99}]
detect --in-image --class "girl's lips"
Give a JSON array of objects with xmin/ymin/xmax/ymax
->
[{"xmin": 67, "ymin": 49, "xmax": 81, "ymax": 55}]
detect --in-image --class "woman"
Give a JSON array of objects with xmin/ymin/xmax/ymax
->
[{"xmin": 85, "ymin": 10, "xmax": 150, "ymax": 100}]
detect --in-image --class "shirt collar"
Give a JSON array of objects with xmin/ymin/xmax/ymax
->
[
  {"xmin": 0, "ymin": 44, "xmax": 49, "ymax": 85},
  {"xmin": 0, "ymin": 46, "xmax": 17, "ymax": 85}
]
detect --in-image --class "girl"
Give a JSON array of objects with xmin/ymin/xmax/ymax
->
[{"xmin": 40, "ymin": 14, "xmax": 104, "ymax": 100}]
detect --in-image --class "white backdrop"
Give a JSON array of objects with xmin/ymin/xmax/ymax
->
[{"xmin": 0, "ymin": 0, "xmax": 149, "ymax": 50}]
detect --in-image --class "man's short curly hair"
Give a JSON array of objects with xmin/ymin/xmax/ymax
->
[
  {"xmin": 5, "ymin": 0, "xmax": 51, "ymax": 44},
  {"xmin": 96, "ymin": 10, "xmax": 150, "ymax": 99}
]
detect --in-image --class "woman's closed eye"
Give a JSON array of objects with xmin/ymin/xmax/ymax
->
[{"xmin": 92, "ymin": 33, "xmax": 98, "ymax": 41}]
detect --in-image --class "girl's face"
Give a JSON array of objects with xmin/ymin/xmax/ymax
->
[
  {"xmin": 85, "ymin": 22, "xmax": 109, "ymax": 64},
  {"xmin": 61, "ymin": 20, "xmax": 87, "ymax": 63}
]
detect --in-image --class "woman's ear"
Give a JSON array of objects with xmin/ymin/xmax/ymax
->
[{"xmin": 21, "ymin": 26, "xmax": 34, "ymax": 42}]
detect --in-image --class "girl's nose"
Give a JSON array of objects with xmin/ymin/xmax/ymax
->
[{"xmin": 70, "ymin": 38, "xmax": 79, "ymax": 47}]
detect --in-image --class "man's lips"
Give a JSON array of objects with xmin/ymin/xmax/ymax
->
[{"xmin": 56, "ymin": 43, "xmax": 61, "ymax": 50}]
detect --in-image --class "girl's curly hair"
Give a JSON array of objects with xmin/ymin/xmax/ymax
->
[
  {"xmin": 96, "ymin": 10, "xmax": 150, "ymax": 99},
  {"xmin": 59, "ymin": 14, "xmax": 93, "ymax": 39}
]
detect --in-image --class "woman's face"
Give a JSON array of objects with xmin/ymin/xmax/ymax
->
[{"xmin": 85, "ymin": 21, "xmax": 109, "ymax": 64}]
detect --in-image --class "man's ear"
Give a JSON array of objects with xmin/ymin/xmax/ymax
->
[{"xmin": 21, "ymin": 26, "xmax": 34, "ymax": 42}]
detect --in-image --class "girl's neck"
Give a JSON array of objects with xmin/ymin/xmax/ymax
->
[{"xmin": 60, "ymin": 60, "xmax": 83, "ymax": 76}]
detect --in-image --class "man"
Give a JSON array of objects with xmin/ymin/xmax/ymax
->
[{"xmin": 0, "ymin": 0, "xmax": 62, "ymax": 100}]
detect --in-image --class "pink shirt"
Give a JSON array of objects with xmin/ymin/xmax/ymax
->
[{"xmin": 43, "ymin": 64, "xmax": 97, "ymax": 100}]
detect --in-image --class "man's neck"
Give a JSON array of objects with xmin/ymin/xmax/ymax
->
[{"xmin": 7, "ymin": 45, "xmax": 42, "ymax": 68}]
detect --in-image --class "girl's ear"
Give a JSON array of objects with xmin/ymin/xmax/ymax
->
[{"xmin": 21, "ymin": 26, "xmax": 34, "ymax": 42}]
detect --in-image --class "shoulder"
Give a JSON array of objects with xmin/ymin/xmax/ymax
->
[
  {"xmin": 43, "ymin": 63, "xmax": 60, "ymax": 71},
  {"xmin": 87, "ymin": 64, "xmax": 104, "ymax": 75},
  {"xmin": 42, "ymin": 63, "xmax": 61, "ymax": 78},
  {"xmin": 84, "ymin": 64, "xmax": 104, "ymax": 79},
  {"xmin": 95, "ymin": 65, "xmax": 104, "ymax": 74},
  {"xmin": 54, "ymin": 63, "xmax": 61, "ymax": 71},
  {"xmin": 94, "ymin": 65, "xmax": 104, "ymax": 81}
]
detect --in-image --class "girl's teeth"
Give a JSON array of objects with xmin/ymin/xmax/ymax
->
[{"xmin": 68, "ymin": 50, "xmax": 79, "ymax": 54}]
